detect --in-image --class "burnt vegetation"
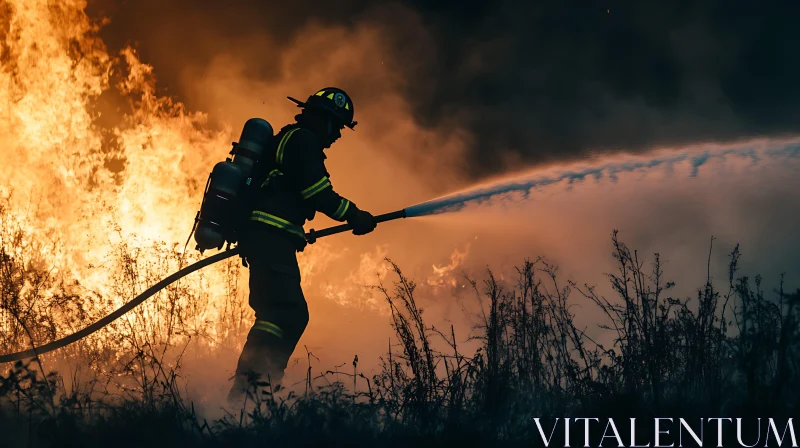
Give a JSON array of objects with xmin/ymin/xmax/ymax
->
[{"xmin": 0, "ymin": 197, "xmax": 798, "ymax": 447}]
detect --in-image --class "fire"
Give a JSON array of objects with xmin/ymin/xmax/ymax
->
[
  {"xmin": 427, "ymin": 243, "xmax": 470, "ymax": 290},
  {"xmin": 0, "ymin": 1, "xmax": 277, "ymax": 358},
  {"xmin": 0, "ymin": 0, "xmax": 420, "ymax": 369},
  {"xmin": 318, "ymin": 244, "xmax": 391, "ymax": 311}
]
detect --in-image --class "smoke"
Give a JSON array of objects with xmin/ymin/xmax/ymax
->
[
  {"xmin": 88, "ymin": 0, "xmax": 800, "ymax": 177},
  {"xmin": 69, "ymin": 0, "xmax": 477, "ymax": 407},
  {"xmin": 2, "ymin": 0, "xmax": 798, "ymax": 414}
]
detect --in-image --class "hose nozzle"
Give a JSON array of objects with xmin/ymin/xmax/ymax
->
[{"xmin": 306, "ymin": 209, "xmax": 406, "ymax": 244}]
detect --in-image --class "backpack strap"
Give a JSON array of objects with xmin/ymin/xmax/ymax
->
[
  {"xmin": 275, "ymin": 128, "xmax": 301, "ymax": 166},
  {"xmin": 259, "ymin": 128, "xmax": 301, "ymax": 189},
  {"xmin": 229, "ymin": 141, "xmax": 262, "ymax": 161}
]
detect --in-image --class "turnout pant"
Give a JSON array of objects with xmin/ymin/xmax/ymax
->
[{"xmin": 230, "ymin": 229, "xmax": 308, "ymax": 394}]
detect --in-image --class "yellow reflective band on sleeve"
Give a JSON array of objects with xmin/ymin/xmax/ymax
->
[
  {"xmin": 276, "ymin": 128, "xmax": 300, "ymax": 165},
  {"xmin": 300, "ymin": 176, "xmax": 331, "ymax": 199},
  {"xmin": 332, "ymin": 199, "xmax": 350, "ymax": 220},
  {"xmin": 253, "ymin": 320, "xmax": 284, "ymax": 339},
  {"xmin": 249, "ymin": 211, "xmax": 306, "ymax": 239}
]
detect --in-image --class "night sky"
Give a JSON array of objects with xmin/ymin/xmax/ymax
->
[{"xmin": 88, "ymin": 0, "xmax": 800, "ymax": 177}]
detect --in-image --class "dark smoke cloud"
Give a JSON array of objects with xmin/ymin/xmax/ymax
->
[{"xmin": 88, "ymin": 0, "xmax": 800, "ymax": 178}]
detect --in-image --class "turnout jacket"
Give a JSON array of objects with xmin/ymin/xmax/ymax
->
[{"xmin": 246, "ymin": 124, "xmax": 359, "ymax": 250}]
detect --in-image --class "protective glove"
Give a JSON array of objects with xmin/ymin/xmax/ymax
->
[{"xmin": 347, "ymin": 209, "xmax": 377, "ymax": 236}]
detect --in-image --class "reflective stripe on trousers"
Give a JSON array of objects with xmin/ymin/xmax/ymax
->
[{"xmin": 253, "ymin": 320, "xmax": 283, "ymax": 339}]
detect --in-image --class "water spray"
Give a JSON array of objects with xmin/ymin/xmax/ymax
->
[{"xmin": 403, "ymin": 140, "xmax": 800, "ymax": 217}]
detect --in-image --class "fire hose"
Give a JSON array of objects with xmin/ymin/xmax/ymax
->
[{"xmin": 0, "ymin": 209, "xmax": 407, "ymax": 364}]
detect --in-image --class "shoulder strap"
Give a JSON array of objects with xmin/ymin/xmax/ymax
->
[
  {"xmin": 258, "ymin": 127, "xmax": 301, "ymax": 190},
  {"xmin": 276, "ymin": 128, "xmax": 302, "ymax": 166}
]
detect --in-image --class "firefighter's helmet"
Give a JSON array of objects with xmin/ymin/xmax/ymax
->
[{"xmin": 287, "ymin": 87, "xmax": 357, "ymax": 129}]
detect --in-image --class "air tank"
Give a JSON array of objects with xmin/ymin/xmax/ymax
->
[
  {"xmin": 231, "ymin": 118, "xmax": 274, "ymax": 177},
  {"xmin": 194, "ymin": 118, "xmax": 274, "ymax": 252}
]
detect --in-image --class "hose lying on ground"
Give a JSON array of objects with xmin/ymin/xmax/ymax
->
[{"xmin": 0, "ymin": 249, "xmax": 240, "ymax": 364}]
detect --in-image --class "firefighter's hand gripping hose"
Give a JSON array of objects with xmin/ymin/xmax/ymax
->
[{"xmin": 0, "ymin": 209, "xmax": 407, "ymax": 364}]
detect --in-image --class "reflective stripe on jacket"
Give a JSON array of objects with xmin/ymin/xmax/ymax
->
[{"xmin": 248, "ymin": 124, "xmax": 359, "ymax": 249}]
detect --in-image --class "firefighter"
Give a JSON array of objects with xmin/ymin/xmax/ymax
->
[{"xmin": 227, "ymin": 87, "xmax": 377, "ymax": 404}]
